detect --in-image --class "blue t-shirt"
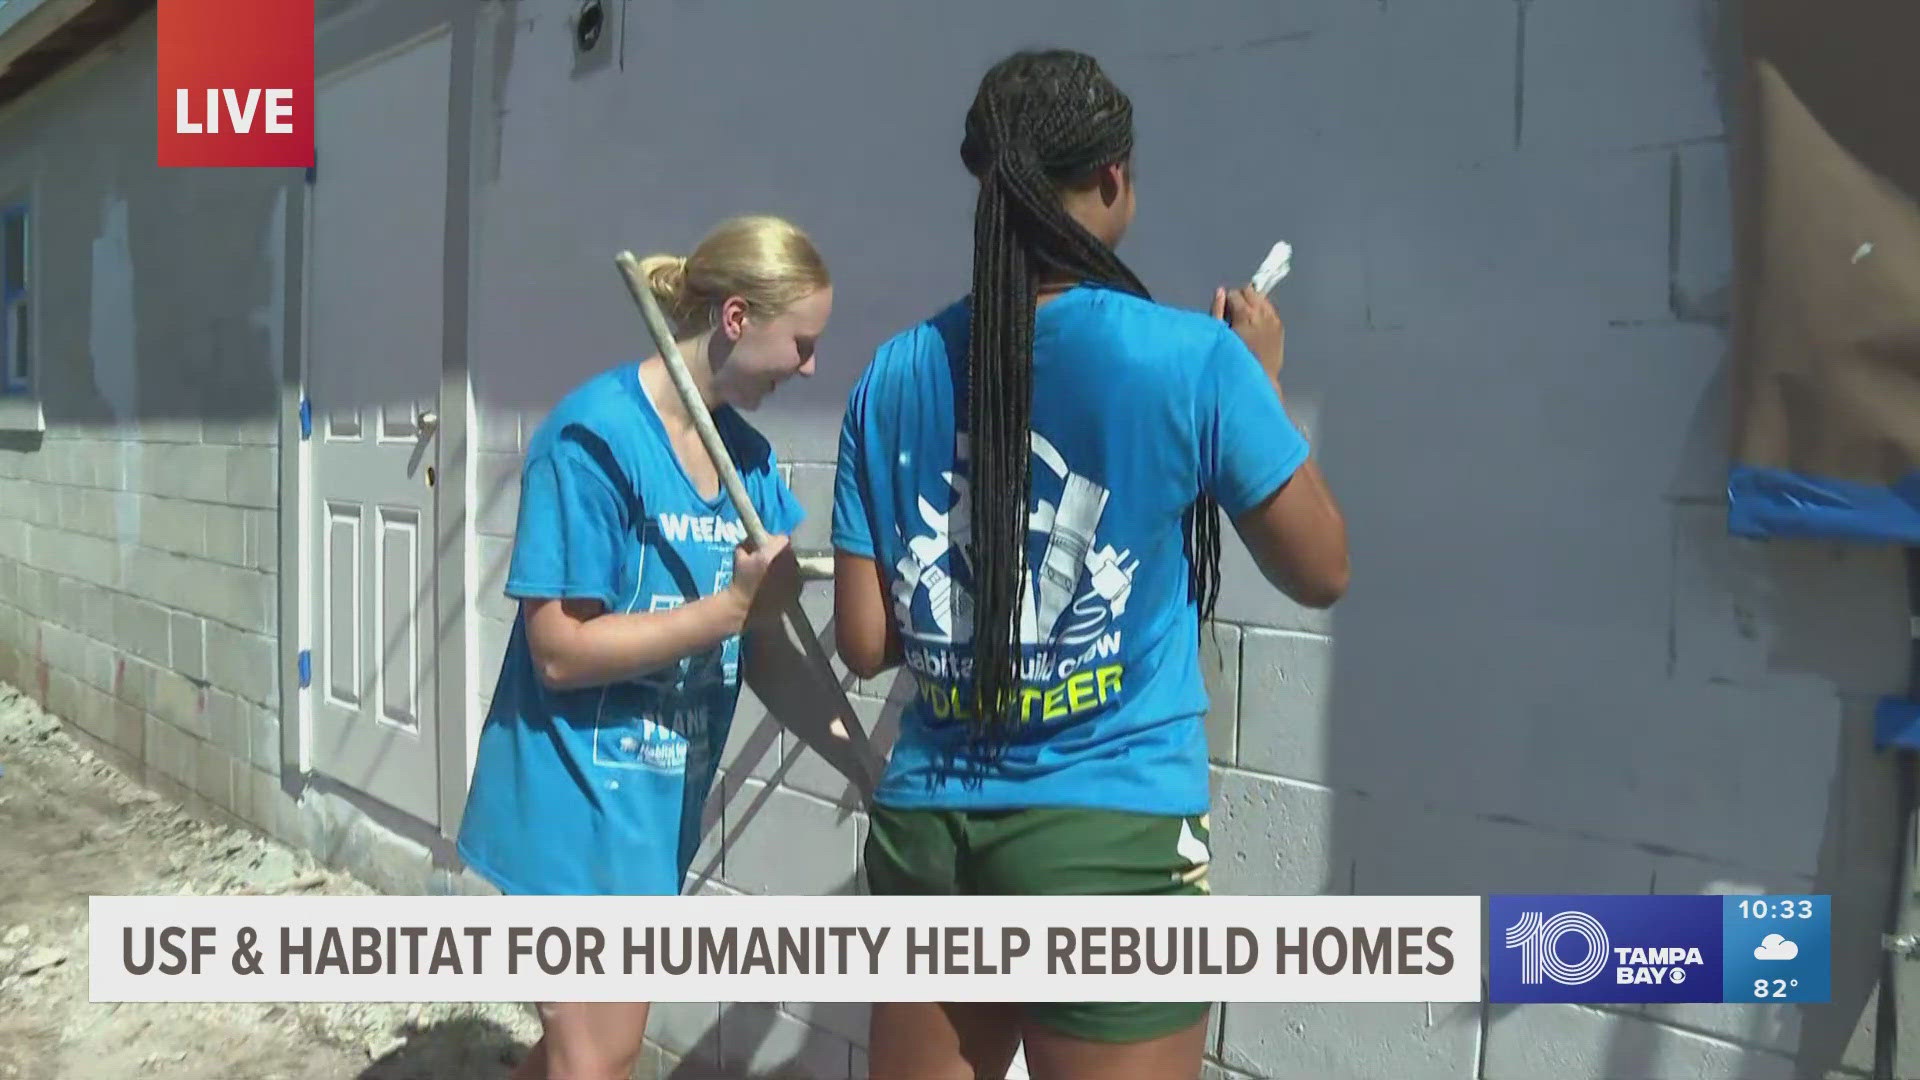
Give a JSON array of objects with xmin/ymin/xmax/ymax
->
[
  {"xmin": 832, "ymin": 284, "xmax": 1309, "ymax": 817},
  {"xmin": 457, "ymin": 362, "xmax": 802, "ymax": 896}
]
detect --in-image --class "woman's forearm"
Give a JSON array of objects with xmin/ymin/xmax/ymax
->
[{"xmin": 528, "ymin": 589, "xmax": 750, "ymax": 692}]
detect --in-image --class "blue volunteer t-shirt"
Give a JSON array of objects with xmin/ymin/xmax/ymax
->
[
  {"xmin": 457, "ymin": 362, "xmax": 802, "ymax": 896},
  {"xmin": 832, "ymin": 284, "xmax": 1309, "ymax": 817}
]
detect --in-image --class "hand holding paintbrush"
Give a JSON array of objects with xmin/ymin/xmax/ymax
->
[{"xmin": 1212, "ymin": 240, "xmax": 1291, "ymax": 384}]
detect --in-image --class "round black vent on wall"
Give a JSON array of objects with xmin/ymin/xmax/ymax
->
[{"xmin": 575, "ymin": 1, "xmax": 605, "ymax": 54}]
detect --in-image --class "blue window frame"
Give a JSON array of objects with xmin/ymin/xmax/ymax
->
[{"xmin": 2, "ymin": 204, "xmax": 29, "ymax": 395}]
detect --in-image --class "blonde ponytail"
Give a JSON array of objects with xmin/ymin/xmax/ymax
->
[
  {"xmin": 636, "ymin": 215, "xmax": 829, "ymax": 338},
  {"xmin": 634, "ymin": 253, "xmax": 692, "ymax": 328}
]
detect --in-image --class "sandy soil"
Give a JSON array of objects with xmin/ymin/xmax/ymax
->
[{"xmin": 0, "ymin": 681, "xmax": 543, "ymax": 1080}]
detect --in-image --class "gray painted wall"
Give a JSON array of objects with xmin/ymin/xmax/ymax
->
[{"xmin": 0, "ymin": 0, "xmax": 1914, "ymax": 1077}]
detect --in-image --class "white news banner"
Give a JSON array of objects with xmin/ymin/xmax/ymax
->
[{"xmin": 91, "ymin": 894, "xmax": 1483, "ymax": 1003}]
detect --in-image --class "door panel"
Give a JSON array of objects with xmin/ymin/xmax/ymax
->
[{"xmin": 306, "ymin": 28, "xmax": 452, "ymax": 825}]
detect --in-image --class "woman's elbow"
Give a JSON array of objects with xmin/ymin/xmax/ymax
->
[
  {"xmin": 1295, "ymin": 557, "xmax": 1351, "ymax": 610},
  {"xmin": 533, "ymin": 654, "xmax": 587, "ymax": 693},
  {"xmin": 840, "ymin": 645, "xmax": 890, "ymax": 682},
  {"xmin": 836, "ymin": 627, "xmax": 890, "ymax": 680}
]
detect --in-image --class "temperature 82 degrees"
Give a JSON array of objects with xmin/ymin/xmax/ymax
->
[{"xmin": 1721, "ymin": 895, "xmax": 1831, "ymax": 1004}]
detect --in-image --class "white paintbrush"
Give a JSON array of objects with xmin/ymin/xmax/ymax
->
[{"xmin": 1251, "ymin": 240, "xmax": 1293, "ymax": 296}]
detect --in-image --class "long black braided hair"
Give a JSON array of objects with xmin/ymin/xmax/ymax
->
[{"xmin": 957, "ymin": 49, "xmax": 1224, "ymax": 755}]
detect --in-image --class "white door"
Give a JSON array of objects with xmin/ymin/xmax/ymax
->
[{"xmin": 305, "ymin": 29, "xmax": 453, "ymax": 825}]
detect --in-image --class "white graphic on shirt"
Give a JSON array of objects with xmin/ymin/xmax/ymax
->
[
  {"xmin": 894, "ymin": 432, "xmax": 1138, "ymax": 649},
  {"xmin": 591, "ymin": 520, "xmax": 738, "ymax": 772},
  {"xmin": 892, "ymin": 433, "xmax": 1139, "ymax": 725}
]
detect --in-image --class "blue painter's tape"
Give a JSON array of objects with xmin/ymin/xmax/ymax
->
[{"xmin": 1727, "ymin": 466, "xmax": 1920, "ymax": 545}]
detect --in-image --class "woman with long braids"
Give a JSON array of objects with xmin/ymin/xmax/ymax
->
[{"xmin": 831, "ymin": 50, "xmax": 1350, "ymax": 1079}]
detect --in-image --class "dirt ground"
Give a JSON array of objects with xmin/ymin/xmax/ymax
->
[{"xmin": 0, "ymin": 681, "xmax": 544, "ymax": 1080}]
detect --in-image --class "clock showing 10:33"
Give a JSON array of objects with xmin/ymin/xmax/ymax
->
[{"xmin": 1721, "ymin": 896, "xmax": 1831, "ymax": 1003}]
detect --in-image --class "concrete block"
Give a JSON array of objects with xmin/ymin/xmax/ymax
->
[
  {"xmin": 206, "ymin": 621, "xmax": 278, "ymax": 706},
  {"xmin": 1541, "ymin": 676, "xmax": 1839, "ymax": 876},
  {"xmin": 718, "ymin": 1002, "xmax": 855, "ymax": 1079},
  {"xmin": 151, "ymin": 667, "xmax": 209, "ymax": 740},
  {"xmin": 234, "ymin": 416, "xmax": 278, "ymax": 447},
  {"xmin": 113, "ymin": 593, "xmax": 174, "ymax": 666},
  {"xmin": 137, "ymin": 418, "xmax": 202, "ymax": 446},
  {"xmin": 200, "ymin": 419, "xmax": 244, "ymax": 446},
  {"xmin": 195, "ymin": 738, "xmax": 236, "ymax": 811},
  {"xmin": 39, "ymin": 622, "xmax": 86, "ymax": 676},
  {"xmin": 144, "ymin": 714, "xmax": 196, "ymax": 786},
  {"xmin": 648, "ymin": 1001, "xmax": 723, "ymax": 1062},
  {"xmin": 477, "ymin": 535, "xmax": 516, "ymax": 622},
  {"xmin": 1219, "ymin": 1002, "xmax": 1479, "ymax": 1080},
  {"xmin": 476, "ymin": 452, "xmax": 521, "ymax": 539},
  {"xmin": 179, "ymin": 445, "xmax": 232, "ymax": 504},
  {"xmin": 170, "ymin": 612, "xmax": 206, "ymax": 682},
  {"xmin": 1201, "ymin": 623, "xmax": 1239, "ymax": 766},
  {"xmin": 476, "ymin": 401, "xmax": 519, "ymax": 455},
  {"xmin": 1671, "ymin": 505, "xmax": 1906, "ymax": 694},
  {"xmin": 30, "ymin": 526, "xmax": 120, "ymax": 590},
  {"xmin": 60, "ymin": 487, "xmax": 115, "ymax": 537},
  {"xmin": 105, "ymin": 699, "xmax": 145, "ymax": 759},
  {"xmin": 1235, "ymin": 630, "xmax": 1331, "ymax": 782},
  {"xmin": 1522, "ymin": 0, "xmax": 1728, "ymax": 152},
  {"xmin": 116, "ymin": 656, "xmax": 157, "ymax": 711},
  {"xmin": 779, "ymin": 1001, "xmax": 866, "ymax": 1050},
  {"xmin": 722, "ymin": 781, "xmax": 861, "ymax": 896},
  {"xmin": 1210, "ymin": 768, "xmax": 1342, "ymax": 895},
  {"xmin": 720, "ymin": 706, "xmax": 781, "ymax": 782},
  {"xmin": 1350, "ymin": 796, "xmax": 1655, "ymax": 896},
  {"xmin": 244, "ymin": 768, "xmax": 283, "ymax": 834},
  {"xmin": 476, "ymin": 614, "xmax": 514, "ymax": 691},
  {"xmin": 12, "ymin": 566, "xmax": 44, "ymax": 618},
  {"xmin": 20, "ymin": 483, "xmax": 51, "ymax": 536},
  {"xmin": 358, "ymin": 817, "xmax": 434, "ymax": 894},
  {"xmin": 249, "ymin": 702, "xmax": 279, "ymax": 772},
  {"xmin": 785, "ymin": 463, "xmax": 835, "ymax": 553},
  {"xmin": 53, "ymin": 577, "xmax": 88, "ymax": 630},
  {"xmin": 81, "ymin": 585, "xmax": 115, "ymax": 642},
  {"xmin": 1483, "ymin": 1004, "xmax": 1794, "ymax": 1080},
  {"xmin": 201, "ymin": 504, "xmax": 248, "ymax": 566},
  {"xmin": 1674, "ymin": 143, "xmax": 1732, "ymax": 322},
  {"xmin": 70, "ymin": 683, "xmax": 114, "ymax": 742},
  {"xmin": 245, "ymin": 510, "xmax": 278, "ymax": 572},
  {"xmin": 46, "ymin": 670, "xmax": 80, "ymax": 721},
  {"xmin": 204, "ymin": 690, "xmax": 249, "ymax": 762},
  {"xmin": 179, "ymin": 557, "xmax": 271, "ymax": 634},
  {"xmin": 89, "ymin": 444, "xmax": 129, "ymax": 491},
  {"xmin": 81, "ymin": 639, "xmax": 115, "ymax": 693},
  {"xmin": 1367, "ymin": 154, "xmax": 1674, "ymax": 328},
  {"xmin": 226, "ymin": 447, "xmax": 277, "ymax": 509},
  {"xmin": 777, "ymin": 692, "xmax": 891, "ymax": 807}
]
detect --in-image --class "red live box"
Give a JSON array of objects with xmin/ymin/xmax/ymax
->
[{"xmin": 156, "ymin": 0, "xmax": 314, "ymax": 168}]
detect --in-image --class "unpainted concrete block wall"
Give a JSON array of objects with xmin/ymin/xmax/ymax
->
[{"xmin": 0, "ymin": 15, "xmax": 300, "ymax": 843}]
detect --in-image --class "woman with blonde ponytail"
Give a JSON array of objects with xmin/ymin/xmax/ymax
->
[{"xmin": 457, "ymin": 215, "xmax": 834, "ymax": 1080}]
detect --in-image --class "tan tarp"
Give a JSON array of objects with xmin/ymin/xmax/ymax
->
[{"xmin": 1731, "ymin": 0, "xmax": 1920, "ymax": 488}]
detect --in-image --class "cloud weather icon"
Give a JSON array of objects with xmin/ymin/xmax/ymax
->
[{"xmin": 1755, "ymin": 934, "xmax": 1799, "ymax": 961}]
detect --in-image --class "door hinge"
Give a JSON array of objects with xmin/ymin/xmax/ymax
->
[
  {"xmin": 297, "ymin": 650, "xmax": 311, "ymax": 689},
  {"xmin": 299, "ymin": 397, "xmax": 311, "ymax": 440}
]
